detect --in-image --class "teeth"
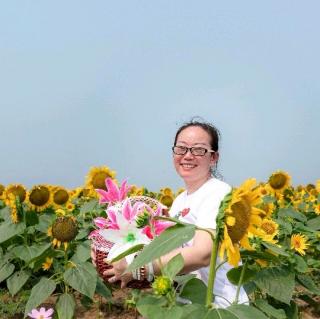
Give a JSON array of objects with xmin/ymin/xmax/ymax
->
[{"xmin": 181, "ymin": 164, "xmax": 196, "ymax": 168}]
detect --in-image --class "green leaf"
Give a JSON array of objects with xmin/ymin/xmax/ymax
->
[
  {"xmin": 253, "ymin": 267, "xmax": 295, "ymax": 305},
  {"xmin": 179, "ymin": 278, "xmax": 207, "ymax": 305},
  {"xmin": 128, "ymin": 224, "xmax": 195, "ymax": 272},
  {"xmin": 174, "ymin": 273, "xmax": 196, "ymax": 287},
  {"xmin": 181, "ymin": 304, "xmax": 208, "ymax": 319},
  {"xmin": 278, "ymin": 208, "xmax": 307, "ymax": 222},
  {"xmin": 255, "ymin": 299, "xmax": 286, "ymax": 319},
  {"xmin": 25, "ymin": 211, "xmax": 39, "ymax": 227},
  {"xmin": 0, "ymin": 206, "xmax": 11, "ymax": 221},
  {"xmin": 24, "ymin": 277, "xmax": 56, "ymax": 318},
  {"xmin": 296, "ymin": 274, "xmax": 320, "ymax": 295},
  {"xmin": 63, "ymin": 262, "xmax": 97, "ymax": 299},
  {"xmin": 35, "ymin": 212, "xmax": 55, "ymax": 233},
  {"xmin": 136, "ymin": 295, "xmax": 171, "ymax": 319},
  {"xmin": 110, "ymin": 244, "xmax": 144, "ymax": 263},
  {"xmin": 7, "ymin": 270, "xmax": 31, "ymax": 296},
  {"xmin": 0, "ymin": 221, "xmax": 26, "ymax": 243},
  {"xmin": 75, "ymin": 228, "xmax": 89, "ymax": 240},
  {"xmin": 80, "ymin": 199, "xmax": 99, "ymax": 214},
  {"xmin": 222, "ymin": 304, "xmax": 269, "ymax": 319},
  {"xmin": 71, "ymin": 240, "xmax": 91, "ymax": 263},
  {"xmin": 293, "ymin": 255, "xmax": 308, "ymax": 273},
  {"xmin": 11, "ymin": 243, "xmax": 51, "ymax": 263},
  {"xmin": 306, "ymin": 216, "xmax": 320, "ymax": 230},
  {"xmin": 56, "ymin": 293, "xmax": 76, "ymax": 319},
  {"xmin": 95, "ymin": 276, "xmax": 112, "ymax": 299},
  {"xmin": 162, "ymin": 254, "xmax": 184, "ymax": 280},
  {"xmin": 261, "ymin": 242, "xmax": 289, "ymax": 257},
  {"xmin": 227, "ymin": 266, "xmax": 257, "ymax": 286},
  {"xmin": 0, "ymin": 262, "xmax": 15, "ymax": 283},
  {"xmin": 275, "ymin": 218, "xmax": 292, "ymax": 236}
]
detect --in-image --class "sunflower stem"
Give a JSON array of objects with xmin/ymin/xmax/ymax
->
[
  {"xmin": 233, "ymin": 259, "xmax": 247, "ymax": 304},
  {"xmin": 205, "ymin": 231, "xmax": 219, "ymax": 308}
]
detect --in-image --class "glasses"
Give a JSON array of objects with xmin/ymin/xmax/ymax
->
[{"xmin": 172, "ymin": 146, "xmax": 215, "ymax": 156}]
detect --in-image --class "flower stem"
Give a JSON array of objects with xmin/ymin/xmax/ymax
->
[
  {"xmin": 205, "ymin": 231, "xmax": 219, "ymax": 308},
  {"xmin": 233, "ymin": 260, "xmax": 247, "ymax": 304}
]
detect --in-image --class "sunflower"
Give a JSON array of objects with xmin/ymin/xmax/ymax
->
[
  {"xmin": 260, "ymin": 202, "xmax": 275, "ymax": 218},
  {"xmin": 159, "ymin": 194, "xmax": 174, "ymax": 208},
  {"xmin": 314, "ymin": 203, "xmax": 320, "ymax": 215},
  {"xmin": 0, "ymin": 184, "xmax": 5, "ymax": 200},
  {"xmin": 50, "ymin": 216, "xmax": 78, "ymax": 250},
  {"xmin": 161, "ymin": 187, "xmax": 173, "ymax": 196},
  {"xmin": 85, "ymin": 166, "xmax": 116, "ymax": 192},
  {"xmin": 259, "ymin": 218, "xmax": 279, "ymax": 243},
  {"xmin": 291, "ymin": 233, "xmax": 309, "ymax": 255},
  {"xmin": 4, "ymin": 184, "xmax": 27, "ymax": 206},
  {"xmin": 316, "ymin": 180, "xmax": 320, "ymax": 192},
  {"xmin": 52, "ymin": 186, "xmax": 70, "ymax": 208},
  {"xmin": 152, "ymin": 276, "xmax": 172, "ymax": 295},
  {"xmin": 42, "ymin": 257, "xmax": 53, "ymax": 271},
  {"xmin": 266, "ymin": 171, "xmax": 291, "ymax": 195},
  {"xmin": 27, "ymin": 185, "xmax": 52, "ymax": 211},
  {"xmin": 219, "ymin": 178, "xmax": 265, "ymax": 266}
]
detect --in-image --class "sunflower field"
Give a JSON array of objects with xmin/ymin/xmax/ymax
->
[{"xmin": 0, "ymin": 167, "xmax": 319, "ymax": 319}]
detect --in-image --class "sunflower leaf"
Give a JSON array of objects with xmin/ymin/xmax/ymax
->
[
  {"xmin": 127, "ymin": 224, "xmax": 195, "ymax": 272},
  {"xmin": 11, "ymin": 243, "xmax": 51, "ymax": 263},
  {"xmin": 63, "ymin": 261, "xmax": 97, "ymax": 299},
  {"xmin": 56, "ymin": 293, "xmax": 76, "ymax": 319},
  {"xmin": 306, "ymin": 216, "xmax": 320, "ymax": 230},
  {"xmin": 7, "ymin": 270, "xmax": 31, "ymax": 296},
  {"xmin": 278, "ymin": 208, "xmax": 307, "ymax": 222},
  {"xmin": 253, "ymin": 267, "xmax": 295, "ymax": 305},
  {"xmin": 24, "ymin": 277, "xmax": 56, "ymax": 318},
  {"xmin": 0, "ymin": 221, "xmax": 26, "ymax": 243}
]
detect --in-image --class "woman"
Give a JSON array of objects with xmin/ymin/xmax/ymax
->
[{"xmin": 104, "ymin": 119, "xmax": 248, "ymax": 307}]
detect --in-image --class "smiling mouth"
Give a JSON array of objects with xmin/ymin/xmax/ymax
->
[{"xmin": 180, "ymin": 163, "xmax": 197, "ymax": 169}]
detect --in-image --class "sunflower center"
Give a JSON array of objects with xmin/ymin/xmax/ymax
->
[
  {"xmin": 7, "ymin": 185, "xmax": 27, "ymax": 202},
  {"xmin": 261, "ymin": 221, "xmax": 276, "ymax": 235},
  {"xmin": 53, "ymin": 189, "xmax": 69, "ymax": 205},
  {"xmin": 269, "ymin": 173, "xmax": 287, "ymax": 190},
  {"xmin": 92, "ymin": 172, "xmax": 111, "ymax": 190},
  {"xmin": 29, "ymin": 186, "xmax": 50, "ymax": 206},
  {"xmin": 52, "ymin": 217, "xmax": 78, "ymax": 242},
  {"xmin": 227, "ymin": 200, "xmax": 251, "ymax": 243}
]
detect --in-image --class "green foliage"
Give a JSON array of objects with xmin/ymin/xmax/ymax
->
[
  {"xmin": 24, "ymin": 277, "xmax": 56, "ymax": 318},
  {"xmin": 128, "ymin": 224, "xmax": 195, "ymax": 272},
  {"xmin": 56, "ymin": 293, "xmax": 76, "ymax": 319}
]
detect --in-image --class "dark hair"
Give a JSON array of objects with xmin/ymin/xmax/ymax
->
[
  {"xmin": 174, "ymin": 118, "xmax": 220, "ymax": 151},
  {"xmin": 173, "ymin": 117, "xmax": 221, "ymax": 177}
]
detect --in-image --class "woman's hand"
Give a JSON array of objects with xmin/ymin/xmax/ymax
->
[{"xmin": 103, "ymin": 259, "xmax": 133, "ymax": 288}]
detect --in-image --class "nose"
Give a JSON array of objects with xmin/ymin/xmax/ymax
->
[{"xmin": 184, "ymin": 149, "xmax": 194, "ymax": 158}]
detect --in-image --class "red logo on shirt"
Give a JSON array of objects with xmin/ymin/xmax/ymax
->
[{"xmin": 181, "ymin": 208, "xmax": 190, "ymax": 217}]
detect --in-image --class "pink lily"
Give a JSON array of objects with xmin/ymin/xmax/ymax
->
[
  {"xmin": 142, "ymin": 219, "xmax": 173, "ymax": 240},
  {"xmin": 96, "ymin": 178, "xmax": 131, "ymax": 205}
]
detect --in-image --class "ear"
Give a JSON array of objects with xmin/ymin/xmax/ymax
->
[{"xmin": 210, "ymin": 151, "xmax": 219, "ymax": 166}]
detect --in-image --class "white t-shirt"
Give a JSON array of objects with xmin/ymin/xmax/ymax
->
[{"xmin": 169, "ymin": 178, "xmax": 248, "ymax": 308}]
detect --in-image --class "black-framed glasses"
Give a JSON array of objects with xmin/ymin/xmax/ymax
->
[{"xmin": 172, "ymin": 145, "xmax": 215, "ymax": 156}]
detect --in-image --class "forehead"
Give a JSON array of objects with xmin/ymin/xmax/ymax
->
[{"xmin": 176, "ymin": 126, "xmax": 211, "ymax": 144}]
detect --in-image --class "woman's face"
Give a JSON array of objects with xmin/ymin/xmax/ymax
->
[{"xmin": 173, "ymin": 126, "xmax": 217, "ymax": 185}]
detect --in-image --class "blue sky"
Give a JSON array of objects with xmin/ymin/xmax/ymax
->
[{"xmin": 1, "ymin": 1, "xmax": 319, "ymax": 192}]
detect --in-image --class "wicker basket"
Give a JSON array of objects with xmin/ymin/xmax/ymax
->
[{"xmin": 92, "ymin": 196, "xmax": 164, "ymax": 288}]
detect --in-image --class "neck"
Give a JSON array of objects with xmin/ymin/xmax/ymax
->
[{"xmin": 185, "ymin": 175, "xmax": 212, "ymax": 195}]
